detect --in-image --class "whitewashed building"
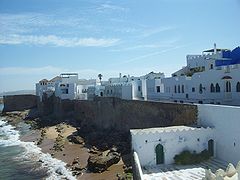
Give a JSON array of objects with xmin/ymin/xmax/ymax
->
[
  {"xmin": 131, "ymin": 126, "xmax": 214, "ymax": 166},
  {"xmin": 36, "ymin": 76, "xmax": 62, "ymax": 101},
  {"xmin": 87, "ymin": 82, "xmax": 106, "ymax": 100},
  {"xmin": 151, "ymin": 45, "xmax": 240, "ymax": 106},
  {"xmin": 54, "ymin": 73, "xmax": 79, "ymax": 100},
  {"xmin": 104, "ymin": 72, "xmax": 165, "ymax": 100},
  {"xmin": 131, "ymin": 104, "xmax": 240, "ymax": 179},
  {"xmin": 36, "ymin": 73, "xmax": 97, "ymax": 100},
  {"xmin": 104, "ymin": 74, "xmax": 143, "ymax": 100}
]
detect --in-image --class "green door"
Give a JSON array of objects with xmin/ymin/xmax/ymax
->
[
  {"xmin": 156, "ymin": 144, "xmax": 164, "ymax": 164},
  {"xmin": 208, "ymin": 139, "xmax": 214, "ymax": 157}
]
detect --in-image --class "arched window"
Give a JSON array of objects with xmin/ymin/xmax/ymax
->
[
  {"xmin": 174, "ymin": 85, "xmax": 177, "ymax": 93},
  {"xmin": 236, "ymin": 82, "xmax": 240, "ymax": 92},
  {"xmin": 178, "ymin": 85, "xmax": 180, "ymax": 93},
  {"xmin": 182, "ymin": 85, "xmax": 184, "ymax": 93},
  {"xmin": 226, "ymin": 81, "xmax": 231, "ymax": 92},
  {"xmin": 210, "ymin": 83, "xmax": 215, "ymax": 93},
  {"xmin": 216, "ymin": 83, "xmax": 220, "ymax": 92},
  {"xmin": 199, "ymin": 84, "xmax": 203, "ymax": 94}
]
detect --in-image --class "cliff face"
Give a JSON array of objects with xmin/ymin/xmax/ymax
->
[
  {"xmin": 38, "ymin": 96, "xmax": 197, "ymax": 132},
  {"xmin": 3, "ymin": 95, "xmax": 38, "ymax": 112}
]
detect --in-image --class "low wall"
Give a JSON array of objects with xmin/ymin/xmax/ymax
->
[
  {"xmin": 132, "ymin": 151, "xmax": 143, "ymax": 180},
  {"xmin": 3, "ymin": 94, "xmax": 38, "ymax": 112},
  {"xmin": 198, "ymin": 104, "xmax": 240, "ymax": 165}
]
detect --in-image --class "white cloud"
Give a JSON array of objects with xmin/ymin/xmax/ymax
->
[
  {"xmin": 113, "ymin": 45, "xmax": 187, "ymax": 66},
  {"xmin": 97, "ymin": 3, "xmax": 127, "ymax": 12},
  {"xmin": 0, "ymin": 66, "xmax": 67, "ymax": 75},
  {"xmin": 141, "ymin": 26, "xmax": 176, "ymax": 37},
  {"xmin": 0, "ymin": 34, "xmax": 120, "ymax": 47}
]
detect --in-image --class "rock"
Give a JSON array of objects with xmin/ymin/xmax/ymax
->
[
  {"xmin": 72, "ymin": 157, "xmax": 80, "ymax": 165},
  {"xmin": 124, "ymin": 166, "xmax": 133, "ymax": 174},
  {"xmin": 87, "ymin": 151, "xmax": 120, "ymax": 173},
  {"xmin": 68, "ymin": 135, "xmax": 85, "ymax": 145},
  {"xmin": 110, "ymin": 147, "xmax": 118, "ymax": 153},
  {"xmin": 71, "ymin": 157, "xmax": 85, "ymax": 173},
  {"xmin": 55, "ymin": 168, "xmax": 63, "ymax": 175}
]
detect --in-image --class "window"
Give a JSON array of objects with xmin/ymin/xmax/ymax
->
[
  {"xmin": 216, "ymin": 83, "xmax": 220, "ymax": 92},
  {"xmin": 156, "ymin": 86, "xmax": 160, "ymax": 93},
  {"xmin": 174, "ymin": 85, "xmax": 177, "ymax": 93},
  {"xmin": 182, "ymin": 85, "xmax": 184, "ymax": 93},
  {"xmin": 226, "ymin": 81, "xmax": 231, "ymax": 92},
  {"xmin": 210, "ymin": 64, "xmax": 213, "ymax": 69},
  {"xmin": 192, "ymin": 87, "xmax": 195, "ymax": 92},
  {"xmin": 138, "ymin": 86, "xmax": 141, "ymax": 91},
  {"xmin": 61, "ymin": 89, "xmax": 68, "ymax": 94},
  {"xmin": 178, "ymin": 85, "xmax": 180, "ymax": 93},
  {"xmin": 67, "ymin": 84, "xmax": 69, "ymax": 87},
  {"xmin": 111, "ymin": 89, "xmax": 113, "ymax": 94},
  {"xmin": 199, "ymin": 84, "xmax": 203, "ymax": 94},
  {"xmin": 236, "ymin": 82, "xmax": 240, "ymax": 92},
  {"xmin": 210, "ymin": 83, "xmax": 215, "ymax": 93},
  {"xmin": 107, "ymin": 90, "xmax": 109, "ymax": 94}
]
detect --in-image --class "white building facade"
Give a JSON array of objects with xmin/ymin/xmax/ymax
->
[
  {"xmin": 150, "ymin": 45, "xmax": 240, "ymax": 106},
  {"xmin": 104, "ymin": 72, "xmax": 165, "ymax": 100},
  {"xmin": 36, "ymin": 73, "xmax": 97, "ymax": 100},
  {"xmin": 131, "ymin": 126, "xmax": 214, "ymax": 166},
  {"xmin": 198, "ymin": 104, "xmax": 240, "ymax": 165}
]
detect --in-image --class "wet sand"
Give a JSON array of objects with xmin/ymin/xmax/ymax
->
[{"xmin": 21, "ymin": 124, "xmax": 125, "ymax": 180}]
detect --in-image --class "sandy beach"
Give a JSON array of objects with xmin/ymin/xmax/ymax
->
[{"xmin": 21, "ymin": 123, "xmax": 127, "ymax": 180}]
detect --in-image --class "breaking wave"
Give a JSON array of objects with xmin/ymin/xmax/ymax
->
[{"xmin": 0, "ymin": 117, "xmax": 76, "ymax": 180}]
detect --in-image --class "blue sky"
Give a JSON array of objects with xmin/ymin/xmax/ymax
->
[{"xmin": 0, "ymin": 0, "xmax": 239, "ymax": 92}]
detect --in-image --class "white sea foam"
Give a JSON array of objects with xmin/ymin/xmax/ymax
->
[{"xmin": 0, "ymin": 118, "xmax": 76, "ymax": 180}]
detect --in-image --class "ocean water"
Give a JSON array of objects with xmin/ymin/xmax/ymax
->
[{"xmin": 0, "ymin": 104, "xmax": 75, "ymax": 180}]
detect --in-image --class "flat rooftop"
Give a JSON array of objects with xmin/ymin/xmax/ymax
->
[{"xmin": 142, "ymin": 158, "xmax": 228, "ymax": 180}]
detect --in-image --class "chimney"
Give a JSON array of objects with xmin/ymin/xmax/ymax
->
[
  {"xmin": 214, "ymin": 43, "xmax": 217, "ymax": 54},
  {"xmin": 119, "ymin": 73, "xmax": 122, "ymax": 78}
]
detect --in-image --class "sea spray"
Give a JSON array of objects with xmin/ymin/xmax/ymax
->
[{"xmin": 0, "ymin": 117, "xmax": 76, "ymax": 180}]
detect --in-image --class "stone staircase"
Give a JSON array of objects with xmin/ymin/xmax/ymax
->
[{"xmin": 142, "ymin": 158, "xmax": 229, "ymax": 180}]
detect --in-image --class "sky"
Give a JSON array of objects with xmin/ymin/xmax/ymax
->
[{"xmin": 0, "ymin": 0, "xmax": 240, "ymax": 93}]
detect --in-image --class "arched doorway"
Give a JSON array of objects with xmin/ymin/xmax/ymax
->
[
  {"xmin": 155, "ymin": 144, "xmax": 164, "ymax": 164},
  {"xmin": 100, "ymin": 92, "xmax": 103, "ymax": 96},
  {"xmin": 208, "ymin": 139, "xmax": 214, "ymax": 157}
]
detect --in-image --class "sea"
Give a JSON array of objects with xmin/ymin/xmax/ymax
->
[{"xmin": 0, "ymin": 103, "xmax": 75, "ymax": 180}]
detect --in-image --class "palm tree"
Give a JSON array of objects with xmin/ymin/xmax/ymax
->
[{"xmin": 98, "ymin": 74, "xmax": 103, "ymax": 84}]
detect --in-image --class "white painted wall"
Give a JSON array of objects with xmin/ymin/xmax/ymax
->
[
  {"xmin": 146, "ymin": 79, "xmax": 165, "ymax": 101},
  {"xmin": 159, "ymin": 66, "xmax": 240, "ymax": 105},
  {"xmin": 131, "ymin": 127, "xmax": 214, "ymax": 166},
  {"xmin": 198, "ymin": 104, "xmax": 240, "ymax": 165}
]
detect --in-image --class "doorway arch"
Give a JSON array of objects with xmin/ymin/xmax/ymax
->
[
  {"xmin": 155, "ymin": 144, "xmax": 164, "ymax": 164},
  {"xmin": 208, "ymin": 139, "xmax": 214, "ymax": 157}
]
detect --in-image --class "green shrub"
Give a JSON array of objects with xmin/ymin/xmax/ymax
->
[{"xmin": 174, "ymin": 149, "xmax": 211, "ymax": 165}]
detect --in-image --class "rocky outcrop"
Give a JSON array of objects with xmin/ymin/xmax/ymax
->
[
  {"xmin": 87, "ymin": 149, "xmax": 121, "ymax": 173},
  {"xmin": 3, "ymin": 95, "xmax": 37, "ymax": 112},
  {"xmin": 68, "ymin": 135, "xmax": 85, "ymax": 145}
]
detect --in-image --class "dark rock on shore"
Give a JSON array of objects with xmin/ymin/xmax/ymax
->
[
  {"xmin": 68, "ymin": 135, "xmax": 85, "ymax": 145},
  {"xmin": 87, "ymin": 150, "xmax": 120, "ymax": 173}
]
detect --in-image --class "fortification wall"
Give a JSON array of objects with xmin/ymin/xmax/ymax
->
[
  {"xmin": 3, "ymin": 94, "xmax": 38, "ymax": 112},
  {"xmin": 73, "ymin": 97, "xmax": 198, "ymax": 131}
]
